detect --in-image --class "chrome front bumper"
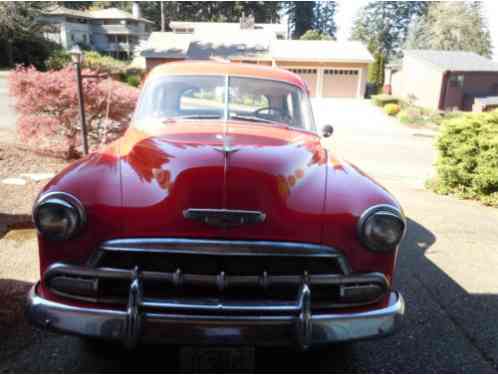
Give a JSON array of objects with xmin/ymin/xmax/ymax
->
[{"xmin": 27, "ymin": 283, "xmax": 404, "ymax": 349}]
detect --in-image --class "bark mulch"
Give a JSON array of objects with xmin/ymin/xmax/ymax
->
[{"xmin": 0, "ymin": 143, "xmax": 68, "ymax": 235}]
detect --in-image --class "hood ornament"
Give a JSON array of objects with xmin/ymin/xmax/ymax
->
[{"xmin": 214, "ymin": 134, "xmax": 239, "ymax": 154}]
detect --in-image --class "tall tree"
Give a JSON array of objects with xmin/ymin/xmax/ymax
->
[
  {"xmin": 351, "ymin": 1, "xmax": 429, "ymax": 60},
  {"xmin": 0, "ymin": 2, "xmax": 51, "ymax": 67},
  {"xmin": 285, "ymin": 1, "xmax": 337, "ymax": 39},
  {"xmin": 404, "ymin": 2, "xmax": 493, "ymax": 57},
  {"xmin": 285, "ymin": 2, "xmax": 315, "ymax": 39},
  {"xmin": 313, "ymin": 1, "xmax": 337, "ymax": 39}
]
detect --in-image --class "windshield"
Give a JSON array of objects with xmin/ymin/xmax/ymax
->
[{"xmin": 133, "ymin": 75, "xmax": 316, "ymax": 131}]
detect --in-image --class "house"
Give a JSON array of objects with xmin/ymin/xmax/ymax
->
[
  {"xmin": 38, "ymin": 2, "xmax": 154, "ymax": 59},
  {"xmin": 141, "ymin": 20, "xmax": 373, "ymax": 98},
  {"xmin": 389, "ymin": 50, "xmax": 498, "ymax": 111}
]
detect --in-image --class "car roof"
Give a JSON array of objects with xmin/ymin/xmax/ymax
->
[{"xmin": 147, "ymin": 61, "xmax": 308, "ymax": 92}]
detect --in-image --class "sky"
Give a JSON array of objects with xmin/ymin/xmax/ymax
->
[{"xmin": 335, "ymin": 0, "xmax": 498, "ymax": 61}]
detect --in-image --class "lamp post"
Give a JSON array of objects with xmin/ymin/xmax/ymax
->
[{"xmin": 70, "ymin": 45, "xmax": 89, "ymax": 155}]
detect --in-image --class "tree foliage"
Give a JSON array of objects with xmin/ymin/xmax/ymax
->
[
  {"xmin": 9, "ymin": 66, "xmax": 139, "ymax": 158},
  {"xmin": 367, "ymin": 52, "xmax": 385, "ymax": 91},
  {"xmin": 0, "ymin": 2, "xmax": 54, "ymax": 67},
  {"xmin": 404, "ymin": 2, "xmax": 493, "ymax": 57},
  {"xmin": 351, "ymin": 1, "xmax": 428, "ymax": 59},
  {"xmin": 299, "ymin": 29, "xmax": 333, "ymax": 41},
  {"xmin": 285, "ymin": 1, "xmax": 337, "ymax": 39}
]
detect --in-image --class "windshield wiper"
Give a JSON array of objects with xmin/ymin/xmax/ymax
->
[{"xmin": 229, "ymin": 115, "xmax": 276, "ymax": 124}]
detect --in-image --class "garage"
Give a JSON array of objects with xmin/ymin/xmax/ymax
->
[
  {"xmin": 322, "ymin": 69, "xmax": 360, "ymax": 98},
  {"xmin": 271, "ymin": 40, "xmax": 373, "ymax": 99},
  {"xmin": 287, "ymin": 68, "xmax": 318, "ymax": 97}
]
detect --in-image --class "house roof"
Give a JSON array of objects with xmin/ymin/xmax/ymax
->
[
  {"xmin": 405, "ymin": 50, "xmax": 498, "ymax": 72},
  {"xmin": 88, "ymin": 8, "xmax": 154, "ymax": 24},
  {"xmin": 270, "ymin": 40, "xmax": 374, "ymax": 63},
  {"xmin": 141, "ymin": 30, "xmax": 273, "ymax": 60},
  {"xmin": 141, "ymin": 32, "xmax": 373, "ymax": 64},
  {"xmin": 43, "ymin": 5, "xmax": 153, "ymax": 24},
  {"xmin": 169, "ymin": 21, "xmax": 287, "ymax": 35},
  {"xmin": 140, "ymin": 32, "xmax": 193, "ymax": 59}
]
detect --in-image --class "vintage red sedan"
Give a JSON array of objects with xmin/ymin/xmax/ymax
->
[{"xmin": 27, "ymin": 61, "xmax": 405, "ymax": 350}]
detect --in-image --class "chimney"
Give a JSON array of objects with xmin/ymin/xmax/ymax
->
[{"xmin": 132, "ymin": 2, "xmax": 142, "ymax": 19}]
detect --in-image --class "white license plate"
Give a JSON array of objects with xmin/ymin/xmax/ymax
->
[{"xmin": 180, "ymin": 346, "xmax": 255, "ymax": 372}]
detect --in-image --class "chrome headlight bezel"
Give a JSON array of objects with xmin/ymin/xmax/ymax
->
[
  {"xmin": 33, "ymin": 192, "xmax": 86, "ymax": 241},
  {"xmin": 357, "ymin": 204, "xmax": 406, "ymax": 253}
]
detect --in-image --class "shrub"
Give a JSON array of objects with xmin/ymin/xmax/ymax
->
[
  {"xmin": 82, "ymin": 51, "xmax": 127, "ymax": 75},
  {"xmin": 46, "ymin": 48, "xmax": 71, "ymax": 70},
  {"xmin": 372, "ymin": 94, "xmax": 399, "ymax": 107},
  {"xmin": 9, "ymin": 65, "xmax": 139, "ymax": 158},
  {"xmin": 124, "ymin": 74, "xmax": 141, "ymax": 87},
  {"xmin": 431, "ymin": 111, "xmax": 498, "ymax": 207},
  {"xmin": 1, "ymin": 36, "xmax": 59, "ymax": 70},
  {"xmin": 398, "ymin": 107, "xmax": 423, "ymax": 125},
  {"xmin": 384, "ymin": 103, "xmax": 400, "ymax": 116}
]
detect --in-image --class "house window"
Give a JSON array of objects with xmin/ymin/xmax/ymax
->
[
  {"xmin": 324, "ymin": 69, "xmax": 359, "ymax": 76},
  {"xmin": 449, "ymin": 74, "xmax": 464, "ymax": 88}
]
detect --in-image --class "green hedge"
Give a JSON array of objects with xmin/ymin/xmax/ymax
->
[
  {"xmin": 372, "ymin": 94, "xmax": 399, "ymax": 107},
  {"xmin": 431, "ymin": 110, "xmax": 498, "ymax": 206}
]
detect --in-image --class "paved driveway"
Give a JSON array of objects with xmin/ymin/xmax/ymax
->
[
  {"xmin": 313, "ymin": 98, "xmax": 436, "ymax": 189},
  {"xmin": 1, "ymin": 99, "xmax": 498, "ymax": 372},
  {"xmin": 0, "ymin": 73, "xmax": 17, "ymax": 143}
]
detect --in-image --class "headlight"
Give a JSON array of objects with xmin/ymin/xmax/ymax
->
[
  {"xmin": 33, "ymin": 192, "xmax": 86, "ymax": 241},
  {"xmin": 358, "ymin": 205, "xmax": 406, "ymax": 252}
]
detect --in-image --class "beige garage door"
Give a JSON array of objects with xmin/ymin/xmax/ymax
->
[
  {"xmin": 322, "ymin": 69, "xmax": 359, "ymax": 98},
  {"xmin": 287, "ymin": 68, "xmax": 318, "ymax": 97}
]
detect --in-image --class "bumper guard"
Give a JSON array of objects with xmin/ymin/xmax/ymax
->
[{"xmin": 27, "ymin": 267, "xmax": 404, "ymax": 349}]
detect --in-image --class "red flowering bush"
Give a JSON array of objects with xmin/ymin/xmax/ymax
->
[{"xmin": 9, "ymin": 66, "xmax": 139, "ymax": 158}]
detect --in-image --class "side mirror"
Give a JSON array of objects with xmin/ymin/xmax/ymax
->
[{"xmin": 322, "ymin": 124, "xmax": 334, "ymax": 138}]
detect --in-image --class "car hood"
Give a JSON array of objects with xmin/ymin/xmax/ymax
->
[{"xmin": 119, "ymin": 121, "xmax": 328, "ymax": 243}]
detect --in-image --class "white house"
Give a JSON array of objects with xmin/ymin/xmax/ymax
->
[{"xmin": 39, "ymin": 2, "xmax": 154, "ymax": 60}]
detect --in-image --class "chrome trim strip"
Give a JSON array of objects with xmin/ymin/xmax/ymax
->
[
  {"xmin": 27, "ymin": 284, "xmax": 405, "ymax": 347},
  {"xmin": 183, "ymin": 208, "xmax": 266, "ymax": 228},
  {"xmin": 99, "ymin": 238, "xmax": 347, "ymax": 258}
]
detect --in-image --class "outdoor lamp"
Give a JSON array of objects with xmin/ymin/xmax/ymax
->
[{"xmin": 70, "ymin": 45, "xmax": 83, "ymax": 65}]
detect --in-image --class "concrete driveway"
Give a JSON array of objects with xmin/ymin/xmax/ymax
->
[
  {"xmin": 313, "ymin": 98, "xmax": 436, "ymax": 189},
  {"xmin": 1, "ymin": 99, "xmax": 498, "ymax": 372},
  {"xmin": 0, "ymin": 72, "xmax": 17, "ymax": 143}
]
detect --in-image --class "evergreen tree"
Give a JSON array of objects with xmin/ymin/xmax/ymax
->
[
  {"xmin": 285, "ymin": 1, "xmax": 337, "ymax": 39},
  {"xmin": 313, "ymin": 1, "xmax": 337, "ymax": 39},
  {"xmin": 367, "ymin": 52, "xmax": 385, "ymax": 92},
  {"xmin": 404, "ymin": 2, "xmax": 493, "ymax": 57},
  {"xmin": 351, "ymin": 1, "xmax": 429, "ymax": 60}
]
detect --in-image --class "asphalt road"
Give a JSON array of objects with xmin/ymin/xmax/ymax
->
[{"xmin": 1, "ymin": 99, "xmax": 497, "ymax": 372}]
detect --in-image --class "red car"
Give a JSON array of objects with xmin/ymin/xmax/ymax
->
[{"xmin": 28, "ymin": 62, "xmax": 405, "ymax": 350}]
